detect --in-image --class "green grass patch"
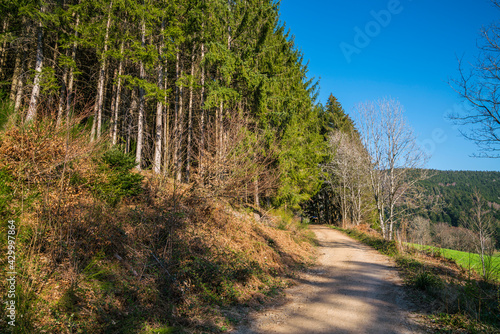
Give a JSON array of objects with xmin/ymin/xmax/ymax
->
[{"xmin": 408, "ymin": 243, "xmax": 500, "ymax": 281}]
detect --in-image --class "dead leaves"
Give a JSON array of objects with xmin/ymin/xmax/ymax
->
[{"xmin": 0, "ymin": 124, "xmax": 95, "ymax": 186}]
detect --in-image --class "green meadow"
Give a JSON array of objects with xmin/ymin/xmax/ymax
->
[{"xmin": 408, "ymin": 243, "xmax": 500, "ymax": 281}]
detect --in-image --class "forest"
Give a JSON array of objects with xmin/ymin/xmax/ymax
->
[
  {"xmin": 0, "ymin": 0, "xmax": 499, "ymax": 332},
  {"xmin": 0, "ymin": 0, "xmax": 333, "ymax": 332},
  {"xmin": 2, "ymin": 0, "xmax": 496, "ymax": 238},
  {"xmin": 406, "ymin": 170, "xmax": 500, "ymax": 249},
  {"xmin": 0, "ymin": 0, "xmax": 328, "ymax": 208},
  {"xmin": 416, "ymin": 170, "xmax": 500, "ymax": 226}
]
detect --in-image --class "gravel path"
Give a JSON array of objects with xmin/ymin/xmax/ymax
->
[{"xmin": 233, "ymin": 225, "xmax": 425, "ymax": 334}]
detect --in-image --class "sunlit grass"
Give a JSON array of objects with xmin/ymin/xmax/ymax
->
[{"xmin": 407, "ymin": 243, "xmax": 500, "ymax": 280}]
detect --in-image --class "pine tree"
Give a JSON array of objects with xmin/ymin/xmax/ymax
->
[{"xmin": 0, "ymin": 0, "xmax": 329, "ymax": 210}]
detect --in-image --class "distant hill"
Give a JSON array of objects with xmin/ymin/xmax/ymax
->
[{"xmin": 414, "ymin": 170, "xmax": 500, "ymax": 226}]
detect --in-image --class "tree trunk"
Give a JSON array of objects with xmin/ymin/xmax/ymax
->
[
  {"xmin": 163, "ymin": 59, "xmax": 170, "ymax": 175},
  {"xmin": 56, "ymin": 62, "xmax": 68, "ymax": 126},
  {"xmin": 176, "ymin": 71, "xmax": 184, "ymax": 182},
  {"xmin": 10, "ymin": 50, "xmax": 21, "ymax": 103},
  {"xmin": 109, "ymin": 68, "xmax": 118, "ymax": 134},
  {"xmin": 357, "ymin": 187, "xmax": 362, "ymax": 225},
  {"xmin": 9, "ymin": 17, "xmax": 26, "ymax": 106},
  {"xmin": 173, "ymin": 53, "xmax": 179, "ymax": 179},
  {"xmin": 217, "ymin": 100, "xmax": 223, "ymax": 169},
  {"xmin": 254, "ymin": 177, "xmax": 259, "ymax": 207},
  {"xmin": 0, "ymin": 19, "xmax": 9, "ymax": 80},
  {"xmin": 135, "ymin": 19, "xmax": 146, "ymax": 170},
  {"xmin": 163, "ymin": 104, "xmax": 170, "ymax": 175},
  {"xmin": 342, "ymin": 178, "xmax": 347, "ymax": 228},
  {"xmin": 153, "ymin": 86, "xmax": 164, "ymax": 174},
  {"xmin": 91, "ymin": 1, "xmax": 113, "ymax": 141},
  {"xmin": 186, "ymin": 43, "xmax": 195, "ymax": 182},
  {"xmin": 126, "ymin": 89, "xmax": 138, "ymax": 154},
  {"xmin": 199, "ymin": 42, "xmax": 206, "ymax": 183},
  {"xmin": 66, "ymin": 13, "xmax": 79, "ymax": 122},
  {"xmin": 389, "ymin": 220, "xmax": 394, "ymax": 240},
  {"xmin": 324, "ymin": 191, "xmax": 328, "ymax": 224},
  {"xmin": 153, "ymin": 21, "xmax": 165, "ymax": 174},
  {"xmin": 378, "ymin": 202, "xmax": 386, "ymax": 239},
  {"xmin": 12, "ymin": 44, "xmax": 26, "ymax": 113},
  {"xmin": 173, "ymin": 51, "xmax": 184, "ymax": 182},
  {"xmin": 13, "ymin": 68, "xmax": 24, "ymax": 113},
  {"xmin": 26, "ymin": 18, "xmax": 44, "ymax": 123},
  {"xmin": 111, "ymin": 41, "xmax": 124, "ymax": 145}
]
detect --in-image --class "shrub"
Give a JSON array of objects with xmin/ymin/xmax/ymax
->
[
  {"xmin": 413, "ymin": 270, "xmax": 442, "ymax": 292},
  {"xmin": 92, "ymin": 149, "xmax": 144, "ymax": 206},
  {"xmin": 101, "ymin": 148, "xmax": 138, "ymax": 173}
]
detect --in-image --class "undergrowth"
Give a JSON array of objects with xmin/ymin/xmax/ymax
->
[
  {"xmin": 0, "ymin": 120, "xmax": 315, "ymax": 333},
  {"xmin": 91, "ymin": 149, "xmax": 144, "ymax": 206},
  {"xmin": 330, "ymin": 225, "xmax": 500, "ymax": 333}
]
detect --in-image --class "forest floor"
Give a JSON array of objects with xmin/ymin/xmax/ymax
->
[{"xmin": 232, "ymin": 225, "xmax": 429, "ymax": 334}]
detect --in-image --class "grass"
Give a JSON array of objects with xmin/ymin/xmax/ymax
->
[{"xmin": 408, "ymin": 243, "xmax": 500, "ymax": 281}]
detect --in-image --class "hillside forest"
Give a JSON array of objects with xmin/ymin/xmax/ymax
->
[
  {"xmin": 0, "ymin": 0, "xmax": 499, "ymax": 332},
  {"xmin": 0, "ymin": 0, "xmax": 329, "ymax": 208}
]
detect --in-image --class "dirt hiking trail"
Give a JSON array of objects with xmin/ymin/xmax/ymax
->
[{"xmin": 233, "ymin": 225, "xmax": 425, "ymax": 334}]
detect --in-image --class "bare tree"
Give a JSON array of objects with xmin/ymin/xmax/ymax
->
[
  {"xmin": 408, "ymin": 216, "xmax": 431, "ymax": 246},
  {"xmin": 432, "ymin": 222, "xmax": 476, "ymax": 252},
  {"xmin": 449, "ymin": 1, "xmax": 500, "ymax": 157},
  {"xmin": 0, "ymin": 19, "xmax": 8, "ymax": 80},
  {"xmin": 462, "ymin": 191, "xmax": 498, "ymax": 280},
  {"xmin": 196, "ymin": 113, "xmax": 277, "ymax": 202},
  {"xmin": 354, "ymin": 98, "xmax": 429, "ymax": 240},
  {"xmin": 111, "ymin": 40, "xmax": 124, "ymax": 145},
  {"xmin": 325, "ymin": 130, "xmax": 371, "ymax": 227}
]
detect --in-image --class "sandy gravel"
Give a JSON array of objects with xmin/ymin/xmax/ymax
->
[{"xmin": 233, "ymin": 225, "xmax": 425, "ymax": 334}]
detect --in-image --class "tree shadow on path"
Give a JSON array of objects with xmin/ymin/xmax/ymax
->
[{"xmin": 234, "ymin": 226, "xmax": 427, "ymax": 334}]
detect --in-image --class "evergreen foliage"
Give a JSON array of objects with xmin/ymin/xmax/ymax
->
[
  {"xmin": 93, "ymin": 149, "xmax": 144, "ymax": 206},
  {"xmin": 0, "ymin": 0, "xmax": 325, "ymax": 209},
  {"xmin": 415, "ymin": 170, "xmax": 500, "ymax": 226},
  {"xmin": 321, "ymin": 94, "xmax": 357, "ymax": 136},
  {"xmin": 276, "ymin": 106, "xmax": 326, "ymax": 209},
  {"xmin": 305, "ymin": 95, "xmax": 372, "ymax": 226},
  {"xmin": 2, "ymin": 1, "xmax": 499, "ymax": 332}
]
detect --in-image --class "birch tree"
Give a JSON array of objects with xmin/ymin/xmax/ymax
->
[
  {"xmin": 25, "ymin": 7, "xmax": 45, "ymax": 123},
  {"xmin": 463, "ymin": 191, "xmax": 498, "ymax": 280},
  {"xmin": 354, "ymin": 98, "xmax": 428, "ymax": 240},
  {"xmin": 153, "ymin": 19, "xmax": 165, "ymax": 174},
  {"xmin": 325, "ymin": 129, "xmax": 371, "ymax": 227}
]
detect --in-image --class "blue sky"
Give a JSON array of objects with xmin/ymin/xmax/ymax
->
[{"xmin": 279, "ymin": 0, "xmax": 500, "ymax": 171}]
